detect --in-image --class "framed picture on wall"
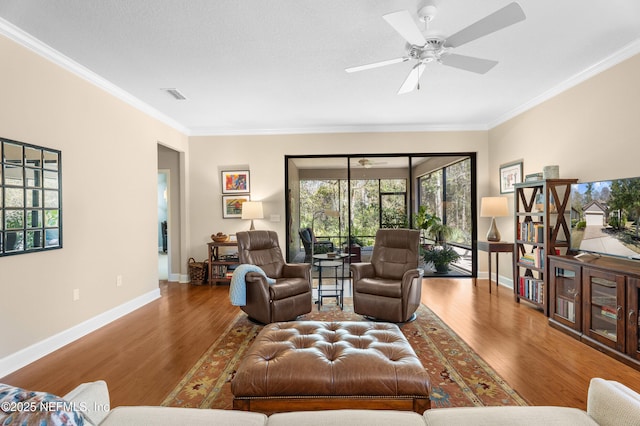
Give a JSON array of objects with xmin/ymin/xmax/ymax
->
[
  {"xmin": 499, "ymin": 160, "xmax": 523, "ymax": 193},
  {"xmin": 222, "ymin": 195, "xmax": 250, "ymax": 219},
  {"xmin": 221, "ymin": 170, "xmax": 250, "ymax": 194}
]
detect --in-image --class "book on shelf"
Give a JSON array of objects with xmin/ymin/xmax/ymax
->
[
  {"xmin": 519, "ymin": 247, "xmax": 544, "ymax": 268},
  {"xmin": 518, "ymin": 221, "xmax": 544, "ymax": 243},
  {"xmin": 600, "ymin": 305, "xmax": 617, "ymax": 320},
  {"xmin": 556, "ymin": 298, "xmax": 575, "ymax": 322},
  {"xmin": 519, "ymin": 276, "xmax": 544, "ymax": 304}
]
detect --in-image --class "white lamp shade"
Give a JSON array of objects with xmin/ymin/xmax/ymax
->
[
  {"xmin": 480, "ymin": 197, "xmax": 509, "ymax": 218},
  {"xmin": 241, "ymin": 201, "xmax": 263, "ymax": 220}
]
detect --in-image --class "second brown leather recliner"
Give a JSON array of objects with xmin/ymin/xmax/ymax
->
[
  {"xmin": 351, "ymin": 228, "xmax": 423, "ymax": 323},
  {"xmin": 237, "ymin": 230, "xmax": 312, "ymax": 324}
]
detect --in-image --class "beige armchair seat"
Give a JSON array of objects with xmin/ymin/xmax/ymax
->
[
  {"xmin": 351, "ymin": 228, "xmax": 422, "ymax": 323},
  {"xmin": 237, "ymin": 230, "xmax": 312, "ymax": 324}
]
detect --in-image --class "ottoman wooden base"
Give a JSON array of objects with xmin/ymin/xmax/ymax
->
[{"xmin": 231, "ymin": 321, "xmax": 431, "ymax": 414}]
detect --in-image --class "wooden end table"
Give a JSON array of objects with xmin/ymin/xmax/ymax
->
[{"xmin": 477, "ymin": 241, "xmax": 514, "ymax": 294}]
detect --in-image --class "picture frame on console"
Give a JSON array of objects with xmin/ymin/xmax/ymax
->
[
  {"xmin": 221, "ymin": 170, "xmax": 250, "ymax": 194},
  {"xmin": 500, "ymin": 160, "xmax": 523, "ymax": 194},
  {"xmin": 222, "ymin": 195, "xmax": 250, "ymax": 219}
]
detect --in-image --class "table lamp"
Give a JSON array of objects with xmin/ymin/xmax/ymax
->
[
  {"xmin": 480, "ymin": 196, "xmax": 509, "ymax": 242},
  {"xmin": 241, "ymin": 201, "xmax": 263, "ymax": 230}
]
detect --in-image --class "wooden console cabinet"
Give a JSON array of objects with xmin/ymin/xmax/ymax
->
[{"xmin": 549, "ymin": 254, "xmax": 640, "ymax": 369}]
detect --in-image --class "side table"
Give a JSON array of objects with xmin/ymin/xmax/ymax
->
[
  {"xmin": 207, "ymin": 241, "xmax": 239, "ymax": 284},
  {"xmin": 312, "ymin": 253, "xmax": 352, "ymax": 309},
  {"xmin": 477, "ymin": 241, "xmax": 514, "ymax": 294}
]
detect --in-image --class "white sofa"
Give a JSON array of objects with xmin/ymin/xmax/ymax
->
[{"xmin": 2, "ymin": 378, "xmax": 639, "ymax": 425}]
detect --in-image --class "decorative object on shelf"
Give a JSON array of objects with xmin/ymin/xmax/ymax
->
[
  {"xmin": 241, "ymin": 201, "xmax": 263, "ymax": 230},
  {"xmin": 222, "ymin": 195, "xmax": 250, "ymax": 219},
  {"xmin": 480, "ymin": 196, "xmax": 509, "ymax": 242},
  {"xmin": 221, "ymin": 170, "xmax": 250, "ymax": 194},
  {"xmin": 525, "ymin": 172, "xmax": 543, "ymax": 182},
  {"xmin": 311, "ymin": 209, "xmax": 339, "ymax": 260},
  {"xmin": 499, "ymin": 160, "xmax": 523, "ymax": 194},
  {"xmin": 423, "ymin": 245, "xmax": 461, "ymax": 273},
  {"xmin": 543, "ymin": 165, "xmax": 559, "ymax": 179},
  {"xmin": 211, "ymin": 232, "xmax": 229, "ymax": 242}
]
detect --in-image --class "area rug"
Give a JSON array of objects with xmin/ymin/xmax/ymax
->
[{"xmin": 161, "ymin": 302, "xmax": 528, "ymax": 409}]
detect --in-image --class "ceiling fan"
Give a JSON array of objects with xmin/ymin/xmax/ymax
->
[
  {"xmin": 357, "ymin": 158, "xmax": 387, "ymax": 168},
  {"xmin": 346, "ymin": 1, "xmax": 526, "ymax": 95}
]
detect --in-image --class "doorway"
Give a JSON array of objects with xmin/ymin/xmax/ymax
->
[
  {"xmin": 157, "ymin": 144, "xmax": 182, "ymax": 282},
  {"xmin": 158, "ymin": 171, "xmax": 169, "ymax": 280}
]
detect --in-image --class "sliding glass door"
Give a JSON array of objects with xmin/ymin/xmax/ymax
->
[{"xmin": 286, "ymin": 153, "xmax": 476, "ymax": 277}]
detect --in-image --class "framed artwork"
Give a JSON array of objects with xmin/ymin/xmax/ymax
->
[
  {"xmin": 221, "ymin": 170, "xmax": 250, "ymax": 194},
  {"xmin": 500, "ymin": 161, "xmax": 523, "ymax": 194},
  {"xmin": 222, "ymin": 195, "xmax": 250, "ymax": 219}
]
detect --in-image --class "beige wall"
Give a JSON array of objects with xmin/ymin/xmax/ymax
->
[
  {"xmin": 0, "ymin": 36, "xmax": 187, "ymax": 363},
  {"xmin": 188, "ymin": 132, "xmax": 490, "ymax": 261},
  {"xmin": 489, "ymin": 53, "xmax": 640, "ymax": 280},
  {"xmin": 4, "ymin": 21, "xmax": 637, "ymax": 374}
]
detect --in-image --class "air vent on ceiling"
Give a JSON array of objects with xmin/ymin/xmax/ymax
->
[{"xmin": 162, "ymin": 88, "xmax": 187, "ymax": 100}]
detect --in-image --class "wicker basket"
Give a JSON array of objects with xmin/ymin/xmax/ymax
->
[{"xmin": 188, "ymin": 257, "xmax": 208, "ymax": 285}]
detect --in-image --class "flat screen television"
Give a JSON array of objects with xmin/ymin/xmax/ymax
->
[{"xmin": 570, "ymin": 177, "xmax": 640, "ymax": 260}]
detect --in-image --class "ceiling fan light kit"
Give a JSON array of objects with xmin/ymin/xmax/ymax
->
[{"xmin": 346, "ymin": 2, "xmax": 526, "ymax": 95}]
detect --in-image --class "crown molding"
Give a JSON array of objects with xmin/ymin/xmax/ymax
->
[
  {"xmin": 489, "ymin": 38, "xmax": 640, "ymax": 129},
  {"xmin": 189, "ymin": 122, "xmax": 489, "ymax": 137},
  {"xmin": 0, "ymin": 17, "xmax": 190, "ymax": 136}
]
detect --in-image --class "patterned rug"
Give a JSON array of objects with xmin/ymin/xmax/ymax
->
[{"xmin": 161, "ymin": 301, "xmax": 528, "ymax": 410}]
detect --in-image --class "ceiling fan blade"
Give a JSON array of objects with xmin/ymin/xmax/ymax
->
[
  {"xmin": 345, "ymin": 57, "xmax": 409, "ymax": 73},
  {"xmin": 383, "ymin": 10, "xmax": 427, "ymax": 47},
  {"xmin": 397, "ymin": 63, "xmax": 426, "ymax": 95},
  {"xmin": 444, "ymin": 2, "xmax": 526, "ymax": 48},
  {"xmin": 440, "ymin": 54, "xmax": 498, "ymax": 74}
]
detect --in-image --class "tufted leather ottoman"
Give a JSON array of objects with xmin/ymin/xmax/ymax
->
[{"xmin": 231, "ymin": 321, "xmax": 431, "ymax": 414}]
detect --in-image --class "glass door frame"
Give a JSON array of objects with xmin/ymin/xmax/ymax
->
[{"xmin": 285, "ymin": 152, "xmax": 478, "ymax": 278}]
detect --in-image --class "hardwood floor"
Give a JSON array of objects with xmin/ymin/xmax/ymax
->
[{"xmin": 3, "ymin": 278, "xmax": 640, "ymax": 410}]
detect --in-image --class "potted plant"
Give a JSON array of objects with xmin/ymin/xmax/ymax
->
[
  {"xmin": 423, "ymin": 245, "xmax": 461, "ymax": 274},
  {"xmin": 415, "ymin": 206, "xmax": 453, "ymax": 245}
]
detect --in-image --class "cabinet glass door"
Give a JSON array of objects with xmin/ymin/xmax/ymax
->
[
  {"xmin": 628, "ymin": 278, "xmax": 640, "ymax": 360},
  {"xmin": 589, "ymin": 276, "xmax": 617, "ymax": 340},
  {"xmin": 553, "ymin": 264, "xmax": 580, "ymax": 326},
  {"xmin": 585, "ymin": 269, "xmax": 624, "ymax": 350}
]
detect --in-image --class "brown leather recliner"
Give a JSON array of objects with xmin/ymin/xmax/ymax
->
[
  {"xmin": 351, "ymin": 228, "xmax": 423, "ymax": 323},
  {"xmin": 237, "ymin": 230, "xmax": 312, "ymax": 324}
]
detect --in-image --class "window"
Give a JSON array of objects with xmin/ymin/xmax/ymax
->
[
  {"xmin": 418, "ymin": 158, "xmax": 472, "ymax": 246},
  {"xmin": 1, "ymin": 137, "xmax": 62, "ymax": 255}
]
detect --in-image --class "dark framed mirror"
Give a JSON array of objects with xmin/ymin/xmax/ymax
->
[{"xmin": 1, "ymin": 137, "xmax": 62, "ymax": 256}]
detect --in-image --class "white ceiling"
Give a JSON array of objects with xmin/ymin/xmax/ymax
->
[{"xmin": 1, "ymin": 1, "xmax": 639, "ymax": 136}]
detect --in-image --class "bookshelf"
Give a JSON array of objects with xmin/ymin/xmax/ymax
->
[
  {"xmin": 513, "ymin": 178, "xmax": 577, "ymax": 315},
  {"xmin": 207, "ymin": 241, "xmax": 239, "ymax": 284}
]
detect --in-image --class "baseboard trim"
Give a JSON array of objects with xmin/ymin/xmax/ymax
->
[
  {"xmin": 0, "ymin": 288, "xmax": 161, "ymax": 378},
  {"xmin": 478, "ymin": 271, "xmax": 514, "ymax": 289}
]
